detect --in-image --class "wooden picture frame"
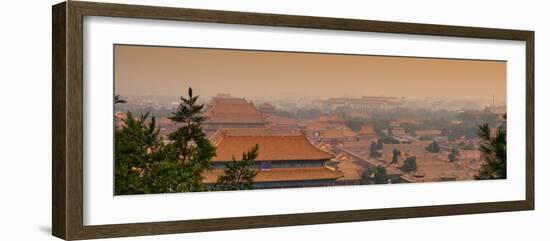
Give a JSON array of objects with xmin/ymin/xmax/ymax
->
[{"xmin": 52, "ymin": 1, "xmax": 534, "ymax": 240}]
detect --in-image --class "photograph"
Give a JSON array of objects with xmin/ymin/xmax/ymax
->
[
  {"xmin": 41, "ymin": 1, "xmax": 538, "ymax": 240},
  {"xmin": 113, "ymin": 44, "xmax": 507, "ymax": 195}
]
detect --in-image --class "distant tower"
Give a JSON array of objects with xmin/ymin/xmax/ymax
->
[{"xmin": 258, "ymin": 102, "xmax": 276, "ymax": 117}]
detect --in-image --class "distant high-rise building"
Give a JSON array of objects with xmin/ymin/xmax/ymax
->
[{"xmin": 324, "ymin": 96, "xmax": 402, "ymax": 112}]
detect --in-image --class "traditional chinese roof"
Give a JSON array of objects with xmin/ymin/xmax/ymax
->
[
  {"xmin": 382, "ymin": 143, "xmax": 425, "ymax": 159},
  {"xmin": 358, "ymin": 124, "xmax": 376, "ymax": 136},
  {"xmin": 202, "ymin": 166, "xmax": 343, "ymax": 184},
  {"xmin": 339, "ymin": 140, "xmax": 373, "ymax": 157},
  {"xmin": 305, "ymin": 121, "xmax": 329, "ymax": 132},
  {"xmin": 335, "ymin": 159, "xmax": 363, "ymax": 181},
  {"xmin": 221, "ymin": 128, "xmax": 272, "ymax": 136},
  {"xmin": 212, "ymin": 133, "xmax": 334, "ymax": 162},
  {"xmin": 316, "ymin": 143, "xmax": 332, "ymax": 152},
  {"xmin": 404, "ymin": 156, "xmax": 471, "ymax": 182},
  {"xmin": 414, "ymin": 130, "xmax": 442, "ymax": 136},
  {"xmin": 258, "ymin": 102, "xmax": 276, "ymax": 112},
  {"xmin": 203, "ymin": 98, "xmax": 265, "ymax": 124},
  {"xmin": 265, "ymin": 115, "xmax": 299, "ymax": 126},
  {"xmin": 318, "ymin": 115, "xmax": 345, "ymax": 123}
]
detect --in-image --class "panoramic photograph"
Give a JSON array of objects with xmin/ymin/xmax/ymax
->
[{"xmin": 113, "ymin": 44, "xmax": 507, "ymax": 195}]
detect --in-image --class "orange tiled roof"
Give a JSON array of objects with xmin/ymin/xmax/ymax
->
[
  {"xmin": 265, "ymin": 115, "xmax": 298, "ymax": 126},
  {"xmin": 342, "ymin": 140, "xmax": 374, "ymax": 149},
  {"xmin": 222, "ymin": 128, "xmax": 272, "ymax": 136},
  {"xmin": 336, "ymin": 161, "xmax": 363, "ymax": 181},
  {"xmin": 203, "ymin": 98, "xmax": 265, "ymax": 124},
  {"xmin": 212, "ymin": 133, "xmax": 334, "ymax": 162},
  {"xmin": 318, "ymin": 115, "xmax": 345, "ymax": 123},
  {"xmin": 321, "ymin": 129, "xmax": 356, "ymax": 139},
  {"xmin": 202, "ymin": 166, "xmax": 343, "ymax": 184},
  {"xmin": 358, "ymin": 124, "xmax": 376, "ymax": 135},
  {"xmin": 414, "ymin": 130, "xmax": 442, "ymax": 136},
  {"xmin": 306, "ymin": 121, "xmax": 328, "ymax": 131}
]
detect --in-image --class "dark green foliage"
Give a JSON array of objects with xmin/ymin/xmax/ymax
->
[
  {"xmin": 167, "ymin": 87, "xmax": 216, "ymax": 192},
  {"xmin": 401, "ymin": 123, "xmax": 417, "ymax": 136},
  {"xmin": 376, "ymin": 140, "xmax": 384, "ymax": 150},
  {"xmin": 114, "ymin": 88, "xmax": 262, "ymax": 194},
  {"xmin": 374, "ymin": 166, "xmax": 389, "ymax": 184},
  {"xmin": 275, "ymin": 110, "xmax": 293, "ymax": 118},
  {"xmin": 344, "ymin": 118, "xmax": 364, "ymax": 132},
  {"xmin": 418, "ymin": 135, "xmax": 434, "ymax": 141},
  {"xmin": 369, "ymin": 141, "xmax": 381, "ymax": 158},
  {"xmin": 401, "ymin": 156, "xmax": 417, "ymax": 173},
  {"xmin": 272, "ymin": 108, "xmax": 324, "ymax": 120},
  {"xmin": 215, "ymin": 144, "xmax": 259, "ymax": 191},
  {"xmin": 391, "ymin": 148, "xmax": 401, "ymax": 164},
  {"xmin": 475, "ymin": 124, "xmax": 507, "ymax": 180},
  {"xmin": 114, "ymin": 112, "xmax": 162, "ymax": 195},
  {"xmin": 361, "ymin": 166, "xmax": 376, "ymax": 184},
  {"xmin": 426, "ymin": 141, "xmax": 440, "ymax": 153},
  {"xmin": 140, "ymin": 161, "xmax": 193, "ymax": 193},
  {"xmin": 114, "ymin": 88, "xmax": 216, "ymax": 194},
  {"xmin": 457, "ymin": 112, "xmax": 498, "ymax": 127},
  {"xmin": 370, "ymin": 118, "xmax": 390, "ymax": 136},
  {"xmin": 361, "ymin": 166, "xmax": 388, "ymax": 184},
  {"xmin": 334, "ymin": 105, "xmax": 352, "ymax": 116},
  {"xmin": 379, "ymin": 136, "xmax": 400, "ymax": 144},
  {"xmin": 459, "ymin": 141, "xmax": 475, "ymax": 150},
  {"xmin": 360, "ymin": 166, "xmax": 389, "ymax": 184},
  {"xmin": 169, "ymin": 88, "xmax": 209, "ymax": 163},
  {"xmin": 369, "ymin": 138, "xmax": 397, "ymax": 159},
  {"xmin": 448, "ymin": 148, "xmax": 459, "ymax": 162}
]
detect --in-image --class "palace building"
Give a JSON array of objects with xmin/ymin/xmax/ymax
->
[
  {"xmin": 258, "ymin": 102, "xmax": 276, "ymax": 117},
  {"xmin": 202, "ymin": 97, "xmax": 267, "ymax": 131},
  {"xmin": 203, "ymin": 130, "xmax": 343, "ymax": 189}
]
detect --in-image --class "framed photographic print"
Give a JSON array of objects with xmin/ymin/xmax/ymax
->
[{"xmin": 52, "ymin": 1, "xmax": 534, "ymax": 240}]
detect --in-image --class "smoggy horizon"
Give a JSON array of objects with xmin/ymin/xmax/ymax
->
[{"xmin": 114, "ymin": 45, "xmax": 507, "ymax": 104}]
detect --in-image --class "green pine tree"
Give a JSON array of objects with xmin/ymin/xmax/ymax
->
[
  {"xmin": 426, "ymin": 141, "xmax": 440, "ymax": 153},
  {"xmin": 475, "ymin": 124, "xmax": 506, "ymax": 179},
  {"xmin": 361, "ymin": 165, "xmax": 388, "ymax": 184},
  {"xmin": 215, "ymin": 144, "xmax": 259, "ymax": 191},
  {"xmin": 114, "ymin": 112, "xmax": 161, "ymax": 195},
  {"xmin": 167, "ymin": 87, "xmax": 216, "ymax": 192},
  {"xmin": 391, "ymin": 148, "xmax": 401, "ymax": 164},
  {"xmin": 401, "ymin": 156, "xmax": 417, "ymax": 173},
  {"xmin": 448, "ymin": 148, "xmax": 459, "ymax": 162}
]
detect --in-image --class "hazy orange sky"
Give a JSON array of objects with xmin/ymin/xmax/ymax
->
[{"xmin": 114, "ymin": 45, "xmax": 506, "ymax": 102}]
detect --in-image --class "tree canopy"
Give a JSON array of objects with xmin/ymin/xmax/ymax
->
[
  {"xmin": 426, "ymin": 141, "xmax": 440, "ymax": 153},
  {"xmin": 361, "ymin": 166, "xmax": 389, "ymax": 184},
  {"xmin": 114, "ymin": 88, "xmax": 259, "ymax": 195},
  {"xmin": 475, "ymin": 124, "xmax": 506, "ymax": 180},
  {"xmin": 215, "ymin": 144, "xmax": 259, "ymax": 191},
  {"xmin": 401, "ymin": 156, "xmax": 417, "ymax": 173}
]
